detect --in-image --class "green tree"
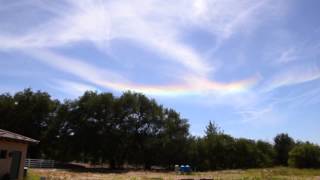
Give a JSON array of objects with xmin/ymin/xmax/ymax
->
[
  {"xmin": 159, "ymin": 109, "xmax": 190, "ymax": 168},
  {"xmin": 0, "ymin": 93, "xmax": 15, "ymax": 130},
  {"xmin": 205, "ymin": 120, "xmax": 222, "ymax": 136},
  {"xmin": 234, "ymin": 138, "xmax": 261, "ymax": 168},
  {"xmin": 3, "ymin": 88, "xmax": 320, "ymax": 171},
  {"xmin": 288, "ymin": 143, "xmax": 320, "ymax": 168},
  {"xmin": 204, "ymin": 134, "xmax": 236, "ymax": 170},
  {"xmin": 274, "ymin": 133, "xmax": 295, "ymax": 166},
  {"xmin": 256, "ymin": 140, "xmax": 275, "ymax": 167},
  {"xmin": 116, "ymin": 91, "xmax": 163, "ymax": 169},
  {"xmin": 0, "ymin": 89, "xmax": 58, "ymax": 158}
]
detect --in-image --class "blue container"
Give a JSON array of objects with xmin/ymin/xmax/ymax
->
[
  {"xmin": 179, "ymin": 165, "xmax": 191, "ymax": 173},
  {"xmin": 179, "ymin": 165, "xmax": 185, "ymax": 172},
  {"xmin": 185, "ymin": 165, "xmax": 191, "ymax": 172}
]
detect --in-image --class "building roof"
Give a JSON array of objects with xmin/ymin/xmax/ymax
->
[{"xmin": 0, "ymin": 129, "xmax": 39, "ymax": 144}]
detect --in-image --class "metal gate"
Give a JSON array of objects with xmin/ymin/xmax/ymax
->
[{"xmin": 25, "ymin": 159, "xmax": 55, "ymax": 168}]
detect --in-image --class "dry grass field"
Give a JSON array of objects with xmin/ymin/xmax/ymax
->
[{"xmin": 25, "ymin": 167, "xmax": 320, "ymax": 180}]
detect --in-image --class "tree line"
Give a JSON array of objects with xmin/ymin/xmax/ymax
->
[{"xmin": 0, "ymin": 89, "xmax": 319, "ymax": 170}]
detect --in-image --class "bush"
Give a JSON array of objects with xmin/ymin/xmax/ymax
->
[
  {"xmin": 256, "ymin": 140, "xmax": 275, "ymax": 167},
  {"xmin": 288, "ymin": 143, "xmax": 320, "ymax": 168}
]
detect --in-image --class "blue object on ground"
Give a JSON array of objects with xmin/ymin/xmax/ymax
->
[{"xmin": 179, "ymin": 165, "xmax": 191, "ymax": 173}]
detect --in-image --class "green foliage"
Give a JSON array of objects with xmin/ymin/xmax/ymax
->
[
  {"xmin": 256, "ymin": 140, "xmax": 275, "ymax": 167},
  {"xmin": 0, "ymin": 89, "xmax": 190, "ymax": 169},
  {"xmin": 0, "ymin": 88, "xmax": 58, "ymax": 157},
  {"xmin": 189, "ymin": 131, "xmax": 276, "ymax": 170},
  {"xmin": 0, "ymin": 89, "xmax": 319, "ymax": 171},
  {"xmin": 274, "ymin": 133, "xmax": 295, "ymax": 166},
  {"xmin": 204, "ymin": 134, "xmax": 236, "ymax": 170},
  {"xmin": 205, "ymin": 120, "xmax": 221, "ymax": 136},
  {"xmin": 288, "ymin": 143, "xmax": 320, "ymax": 168}
]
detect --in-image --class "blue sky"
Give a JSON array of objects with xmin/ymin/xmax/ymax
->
[{"xmin": 1, "ymin": 0, "xmax": 320, "ymax": 143}]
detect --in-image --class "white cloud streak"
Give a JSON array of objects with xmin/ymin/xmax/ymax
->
[
  {"xmin": 264, "ymin": 64, "xmax": 320, "ymax": 92},
  {"xmin": 0, "ymin": 0, "xmax": 274, "ymax": 79},
  {"xmin": 25, "ymin": 49, "xmax": 127, "ymax": 86},
  {"xmin": 0, "ymin": 0, "xmax": 302, "ymax": 127},
  {"xmin": 49, "ymin": 79, "xmax": 100, "ymax": 98},
  {"xmin": 276, "ymin": 48, "xmax": 299, "ymax": 64}
]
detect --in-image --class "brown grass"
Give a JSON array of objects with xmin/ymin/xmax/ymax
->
[{"xmin": 28, "ymin": 167, "xmax": 320, "ymax": 180}]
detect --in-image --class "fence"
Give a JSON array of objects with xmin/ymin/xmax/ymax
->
[{"xmin": 25, "ymin": 159, "xmax": 55, "ymax": 168}]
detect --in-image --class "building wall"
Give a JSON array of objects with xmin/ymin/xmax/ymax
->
[{"xmin": 0, "ymin": 140, "xmax": 28, "ymax": 180}]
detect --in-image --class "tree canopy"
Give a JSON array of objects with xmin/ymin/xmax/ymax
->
[{"xmin": 0, "ymin": 89, "xmax": 319, "ymax": 170}]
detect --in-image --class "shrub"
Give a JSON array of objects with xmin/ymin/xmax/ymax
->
[{"xmin": 288, "ymin": 143, "xmax": 320, "ymax": 168}]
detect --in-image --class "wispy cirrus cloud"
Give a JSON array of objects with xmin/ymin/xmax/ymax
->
[
  {"xmin": 49, "ymin": 79, "xmax": 100, "ymax": 98},
  {"xmin": 0, "ymin": 0, "xmax": 211, "ymax": 77},
  {"xmin": 0, "ymin": 0, "xmax": 271, "ymax": 96},
  {"xmin": 263, "ymin": 63, "xmax": 320, "ymax": 92},
  {"xmin": 25, "ymin": 49, "xmax": 257, "ymax": 96},
  {"xmin": 25, "ymin": 49, "xmax": 127, "ymax": 86},
  {"xmin": 2, "ymin": 0, "xmax": 273, "ymax": 77},
  {"xmin": 276, "ymin": 48, "xmax": 299, "ymax": 64},
  {"xmin": 6, "ymin": 0, "xmax": 320, "ymax": 133},
  {"xmin": 270, "ymin": 40, "xmax": 320, "ymax": 66}
]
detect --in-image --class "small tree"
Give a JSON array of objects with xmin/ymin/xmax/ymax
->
[
  {"xmin": 274, "ymin": 133, "xmax": 295, "ymax": 166},
  {"xmin": 205, "ymin": 120, "xmax": 222, "ymax": 136}
]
